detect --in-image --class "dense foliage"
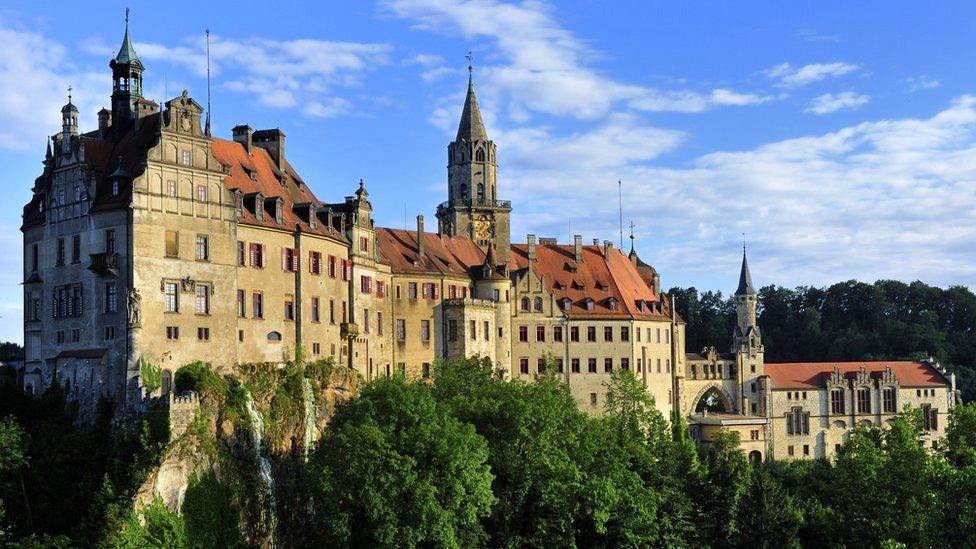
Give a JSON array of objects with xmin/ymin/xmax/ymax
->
[{"xmin": 670, "ymin": 280, "xmax": 976, "ymax": 400}]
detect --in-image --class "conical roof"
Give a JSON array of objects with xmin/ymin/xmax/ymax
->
[
  {"xmin": 115, "ymin": 17, "xmax": 141, "ymax": 66},
  {"xmin": 455, "ymin": 75, "xmax": 488, "ymax": 142},
  {"xmin": 736, "ymin": 249, "xmax": 756, "ymax": 295}
]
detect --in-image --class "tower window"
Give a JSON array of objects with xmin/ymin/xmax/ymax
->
[
  {"xmin": 460, "ymin": 184, "xmax": 468, "ymax": 200},
  {"xmin": 477, "ymin": 183, "xmax": 485, "ymax": 201},
  {"xmin": 476, "ymin": 148, "xmax": 485, "ymax": 162}
]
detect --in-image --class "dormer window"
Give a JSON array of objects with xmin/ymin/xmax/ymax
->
[
  {"xmin": 275, "ymin": 199, "xmax": 284, "ymax": 224},
  {"xmin": 233, "ymin": 191, "xmax": 243, "ymax": 218},
  {"xmin": 584, "ymin": 299, "xmax": 594, "ymax": 312},
  {"xmin": 111, "ymin": 181, "xmax": 119, "ymax": 196},
  {"xmin": 596, "ymin": 281, "xmax": 608, "ymax": 291},
  {"xmin": 308, "ymin": 206, "xmax": 317, "ymax": 229},
  {"xmin": 560, "ymin": 298, "xmax": 572, "ymax": 312},
  {"xmin": 571, "ymin": 280, "xmax": 583, "ymax": 290},
  {"xmin": 635, "ymin": 301, "xmax": 643, "ymax": 312},
  {"xmin": 554, "ymin": 281, "xmax": 564, "ymax": 290},
  {"xmin": 607, "ymin": 297, "xmax": 618, "ymax": 311}
]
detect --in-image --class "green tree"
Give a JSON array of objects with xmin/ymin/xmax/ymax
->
[
  {"xmin": 696, "ymin": 429, "xmax": 749, "ymax": 547},
  {"xmin": 309, "ymin": 376, "xmax": 494, "ymax": 548},
  {"xmin": 733, "ymin": 468, "xmax": 801, "ymax": 548},
  {"xmin": 945, "ymin": 402, "xmax": 976, "ymax": 468}
]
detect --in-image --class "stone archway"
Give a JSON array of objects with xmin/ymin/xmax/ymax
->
[
  {"xmin": 748, "ymin": 450, "xmax": 762, "ymax": 464},
  {"xmin": 692, "ymin": 384, "xmax": 734, "ymax": 414}
]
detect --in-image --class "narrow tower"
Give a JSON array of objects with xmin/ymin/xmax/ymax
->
[
  {"xmin": 436, "ymin": 69, "xmax": 512, "ymax": 263},
  {"xmin": 733, "ymin": 247, "xmax": 761, "ymax": 352},
  {"xmin": 109, "ymin": 10, "xmax": 144, "ymax": 132}
]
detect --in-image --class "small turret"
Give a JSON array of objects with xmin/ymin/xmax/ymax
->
[
  {"xmin": 733, "ymin": 246, "xmax": 760, "ymax": 351},
  {"xmin": 109, "ymin": 9, "xmax": 145, "ymax": 131}
]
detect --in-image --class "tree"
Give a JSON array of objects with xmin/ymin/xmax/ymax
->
[
  {"xmin": 945, "ymin": 402, "xmax": 976, "ymax": 468},
  {"xmin": 696, "ymin": 429, "xmax": 749, "ymax": 547},
  {"xmin": 309, "ymin": 376, "xmax": 494, "ymax": 548},
  {"xmin": 733, "ymin": 468, "xmax": 801, "ymax": 548}
]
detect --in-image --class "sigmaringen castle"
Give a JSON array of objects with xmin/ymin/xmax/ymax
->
[{"xmin": 19, "ymin": 19, "xmax": 960, "ymax": 461}]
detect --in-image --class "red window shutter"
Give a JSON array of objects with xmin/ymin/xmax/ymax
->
[
  {"xmin": 308, "ymin": 252, "xmax": 315, "ymax": 273},
  {"xmin": 249, "ymin": 243, "xmax": 256, "ymax": 266},
  {"xmin": 292, "ymin": 250, "xmax": 299, "ymax": 272},
  {"xmin": 281, "ymin": 248, "xmax": 287, "ymax": 271},
  {"xmin": 433, "ymin": 285, "xmax": 440, "ymax": 299},
  {"xmin": 260, "ymin": 244, "xmax": 267, "ymax": 268}
]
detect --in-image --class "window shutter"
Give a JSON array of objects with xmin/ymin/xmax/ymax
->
[
  {"xmin": 309, "ymin": 252, "xmax": 315, "ymax": 273},
  {"xmin": 249, "ymin": 244, "xmax": 256, "ymax": 266},
  {"xmin": 292, "ymin": 250, "xmax": 299, "ymax": 272},
  {"xmin": 259, "ymin": 245, "xmax": 267, "ymax": 268}
]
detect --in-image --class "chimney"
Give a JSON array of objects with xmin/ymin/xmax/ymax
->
[
  {"xmin": 593, "ymin": 238, "xmax": 600, "ymax": 246},
  {"xmin": 97, "ymin": 109, "xmax": 111, "ymax": 138},
  {"xmin": 603, "ymin": 240, "xmax": 613, "ymax": 257},
  {"xmin": 527, "ymin": 234, "xmax": 536, "ymax": 270},
  {"xmin": 573, "ymin": 234, "xmax": 582, "ymax": 263},
  {"xmin": 416, "ymin": 215, "xmax": 425, "ymax": 261},
  {"xmin": 233, "ymin": 124, "xmax": 253, "ymax": 153},
  {"xmin": 253, "ymin": 128, "xmax": 285, "ymax": 167}
]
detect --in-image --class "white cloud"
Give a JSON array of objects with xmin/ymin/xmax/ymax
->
[
  {"xmin": 906, "ymin": 76, "xmax": 941, "ymax": 92},
  {"xmin": 503, "ymin": 96, "xmax": 976, "ymax": 290},
  {"xmin": 765, "ymin": 62, "xmax": 859, "ymax": 88},
  {"xmin": 806, "ymin": 92, "xmax": 870, "ymax": 115},
  {"xmin": 137, "ymin": 34, "xmax": 391, "ymax": 114},
  {"xmin": 384, "ymin": 0, "xmax": 770, "ymax": 119}
]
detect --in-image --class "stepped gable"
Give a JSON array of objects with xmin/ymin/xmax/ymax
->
[
  {"xmin": 509, "ymin": 243, "xmax": 666, "ymax": 320},
  {"xmin": 765, "ymin": 360, "xmax": 947, "ymax": 389},
  {"xmin": 211, "ymin": 138, "xmax": 344, "ymax": 241},
  {"xmin": 375, "ymin": 228, "xmax": 486, "ymax": 276}
]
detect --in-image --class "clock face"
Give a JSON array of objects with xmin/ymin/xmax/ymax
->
[{"xmin": 474, "ymin": 217, "xmax": 491, "ymax": 239}]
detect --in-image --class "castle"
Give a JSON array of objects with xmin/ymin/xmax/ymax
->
[{"xmin": 20, "ymin": 18, "xmax": 958, "ymax": 460}]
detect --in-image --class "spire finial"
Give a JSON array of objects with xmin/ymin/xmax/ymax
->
[
  {"xmin": 629, "ymin": 221, "xmax": 636, "ymax": 252},
  {"xmin": 466, "ymin": 51, "xmax": 473, "ymax": 77},
  {"xmin": 67, "ymin": 85, "xmax": 72, "ymax": 104},
  {"xmin": 125, "ymin": 7, "xmax": 129, "ymax": 26},
  {"xmin": 205, "ymin": 28, "xmax": 212, "ymax": 137},
  {"xmin": 742, "ymin": 232, "xmax": 746, "ymax": 254}
]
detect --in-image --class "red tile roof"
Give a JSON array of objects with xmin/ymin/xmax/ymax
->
[
  {"xmin": 765, "ymin": 361, "xmax": 948, "ymax": 389},
  {"xmin": 375, "ymin": 228, "xmax": 486, "ymax": 277},
  {"xmin": 211, "ymin": 138, "xmax": 344, "ymax": 241},
  {"xmin": 510, "ymin": 244, "xmax": 669, "ymax": 320}
]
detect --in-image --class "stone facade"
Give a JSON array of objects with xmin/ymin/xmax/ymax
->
[{"xmin": 19, "ymin": 20, "xmax": 958, "ymax": 459}]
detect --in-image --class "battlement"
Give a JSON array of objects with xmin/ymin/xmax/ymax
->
[{"xmin": 168, "ymin": 391, "xmax": 199, "ymax": 438}]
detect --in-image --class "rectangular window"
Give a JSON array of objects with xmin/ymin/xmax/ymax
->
[
  {"xmin": 182, "ymin": 150, "xmax": 191, "ymax": 166},
  {"xmin": 590, "ymin": 393, "xmax": 597, "ymax": 406},
  {"xmin": 311, "ymin": 297, "xmax": 320, "ymax": 322},
  {"xmin": 360, "ymin": 236, "xmax": 369, "ymax": 252},
  {"xmin": 341, "ymin": 301, "xmax": 347, "ymax": 323},
  {"xmin": 537, "ymin": 358, "xmax": 546, "ymax": 374},
  {"xmin": 604, "ymin": 358, "xmax": 613, "ymax": 373},
  {"xmin": 786, "ymin": 406, "xmax": 810, "ymax": 435},
  {"xmin": 252, "ymin": 292, "xmax": 264, "ymax": 319},
  {"xmin": 284, "ymin": 295, "xmax": 295, "ymax": 321},
  {"xmin": 803, "ymin": 445, "xmax": 810, "ymax": 456},
  {"xmin": 363, "ymin": 309, "xmax": 370, "ymax": 333},
  {"xmin": 856, "ymin": 388, "xmax": 871, "ymax": 414},
  {"xmin": 788, "ymin": 445, "xmax": 795, "ymax": 457},
  {"xmin": 197, "ymin": 327, "xmax": 210, "ymax": 341},
  {"xmin": 882, "ymin": 387, "xmax": 896, "ymax": 413},
  {"xmin": 449, "ymin": 320, "xmax": 458, "ymax": 341},
  {"xmin": 922, "ymin": 404, "xmax": 938, "ymax": 431},
  {"xmin": 588, "ymin": 358, "xmax": 597, "ymax": 373},
  {"xmin": 520, "ymin": 358, "xmax": 529, "ymax": 375},
  {"xmin": 408, "ymin": 282, "xmax": 418, "ymax": 299},
  {"xmin": 237, "ymin": 290, "xmax": 246, "ymax": 317},
  {"xmin": 104, "ymin": 282, "xmax": 117, "ymax": 313},
  {"xmin": 518, "ymin": 325, "xmax": 528, "ymax": 342},
  {"xmin": 56, "ymin": 238, "xmax": 65, "ymax": 265},
  {"xmin": 328, "ymin": 255, "xmax": 337, "ymax": 277},
  {"xmin": 470, "ymin": 320, "xmax": 477, "ymax": 340},
  {"xmin": 167, "ymin": 180, "xmax": 177, "ymax": 197},
  {"xmin": 587, "ymin": 327, "xmax": 596, "ymax": 342},
  {"xmin": 309, "ymin": 251, "xmax": 322, "ymax": 275},
  {"xmin": 312, "ymin": 343, "xmax": 321, "ymax": 355},
  {"xmin": 237, "ymin": 241, "xmax": 246, "ymax": 266},
  {"xmin": 361, "ymin": 275, "xmax": 373, "ymax": 294},
  {"xmin": 621, "ymin": 358, "xmax": 630, "ymax": 370},
  {"xmin": 377, "ymin": 281, "xmax": 386, "ymax": 298},
  {"xmin": 421, "ymin": 320, "xmax": 430, "ymax": 342},
  {"xmin": 621, "ymin": 327, "xmax": 630, "ymax": 342},
  {"xmin": 604, "ymin": 326, "xmax": 613, "ymax": 342},
  {"xmin": 571, "ymin": 358, "xmax": 580, "ymax": 373},
  {"xmin": 195, "ymin": 235, "xmax": 209, "ymax": 261},
  {"xmin": 553, "ymin": 326, "xmax": 563, "ymax": 342},
  {"xmin": 750, "ymin": 430, "xmax": 759, "ymax": 441},
  {"xmin": 657, "ymin": 358, "xmax": 662, "ymax": 373},
  {"xmin": 570, "ymin": 327, "xmax": 580, "ymax": 342},
  {"xmin": 164, "ymin": 282, "xmax": 179, "ymax": 313},
  {"xmin": 329, "ymin": 300, "xmax": 335, "ymax": 324},
  {"xmin": 282, "ymin": 247, "xmax": 299, "ymax": 272},
  {"xmin": 657, "ymin": 328, "xmax": 662, "ymax": 343},
  {"xmin": 197, "ymin": 185, "xmax": 207, "ymax": 202},
  {"xmin": 71, "ymin": 329, "xmax": 80, "ymax": 343},
  {"xmin": 166, "ymin": 326, "xmax": 180, "ymax": 340},
  {"xmin": 71, "ymin": 234, "xmax": 80, "ymax": 263},
  {"xmin": 484, "ymin": 320, "xmax": 490, "ymax": 341},
  {"xmin": 830, "ymin": 389, "xmax": 845, "ymax": 414},
  {"xmin": 536, "ymin": 325, "xmax": 545, "ymax": 342},
  {"xmin": 195, "ymin": 284, "xmax": 210, "ymax": 315},
  {"xmin": 422, "ymin": 363, "xmax": 431, "ymax": 379},
  {"xmin": 105, "ymin": 326, "xmax": 116, "ymax": 340},
  {"xmin": 105, "ymin": 230, "xmax": 116, "ymax": 254},
  {"xmin": 378, "ymin": 312, "xmax": 383, "ymax": 336},
  {"xmin": 557, "ymin": 358, "xmax": 565, "ymax": 373},
  {"xmin": 396, "ymin": 319, "xmax": 406, "ymax": 341},
  {"xmin": 165, "ymin": 231, "xmax": 179, "ymax": 258},
  {"xmin": 250, "ymin": 243, "xmax": 266, "ymax": 268}
]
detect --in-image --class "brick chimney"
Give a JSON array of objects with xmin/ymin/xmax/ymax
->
[
  {"xmin": 527, "ymin": 234, "xmax": 536, "ymax": 271},
  {"xmin": 416, "ymin": 215, "xmax": 425, "ymax": 261},
  {"xmin": 573, "ymin": 234, "xmax": 582, "ymax": 263},
  {"xmin": 97, "ymin": 108, "xmax": 111, "ymax": 138},
  {"xmin": 253, "ymin": 128, "xmax": 285, "ymax": 167},
  {"xmin": 233, "ymin": 124, "xmax": 253, "ymax": 153}
]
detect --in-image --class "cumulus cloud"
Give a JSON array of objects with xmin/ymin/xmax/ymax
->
[
  {"xmin": 383, "ymin": 0, "xmax": 770, "ymax": 119},
  {"xmin": 806, "ymin": 92, "xmax": 870, "ymax": 115},
  {"xmin": 503, "ymin": 97, "xmax": 976, "ymax": 289},
  {"xmin": 765, "ymin": 62, "xmax": 859, "ymax": 87},
  {"xmin": 136, "ymin": 34, "xmax": 391, "ymax": 114}
]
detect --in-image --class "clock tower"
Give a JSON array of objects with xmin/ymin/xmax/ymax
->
[{"xmin": 436, "ymin": 71, "xmax": 512, "ymax": 264}]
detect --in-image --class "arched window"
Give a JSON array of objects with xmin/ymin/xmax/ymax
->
[
  {"xmin": 520, "ymin": 297, "xmax": 530, "ymax": 311},
  {"xmin": 267, "ymin": 331, "xmax": 282, "ymax": 342},
  {"xmin": 460, "ymin": 184, "xmax": 468, "ymax": 200},
  {"xmin": 475, "ymin": 148, "xmax": 485, "ymax": 162},
  {"xmin": 533, "ymin": 297, "xmax": 543, "ymax": 312},
  {"xmin": 695, "ymin": 387, "xmax": 730, "ymax": 414},
  {"xmin": 477, "ymin": 183, "xmax": 485, "ymax": 201}
]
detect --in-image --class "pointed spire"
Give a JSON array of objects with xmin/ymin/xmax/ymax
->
[
  {"xmin": 483, "ymin": 241, "xmax": 497, "ymax": 267},
  {"xmin": 455, "ymin": 68, "xmax": 488, "ymax": 142},
  {"xmin": 115, "ymin": 8, "xmax": 140, "ymax": 65},
  {"xmin": 736, "ymin": 246, "xmax": 756, "ymax": 296}
]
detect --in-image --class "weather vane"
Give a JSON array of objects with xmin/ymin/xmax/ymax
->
[
  {"xmin": 67, "ymin": 85, "xmax": 72, "ymax": 103},
  {"xmin": 466, "ymin": 51, "xmax": 473, "ymax": 74}
]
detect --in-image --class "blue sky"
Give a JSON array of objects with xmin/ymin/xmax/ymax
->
[{"xmin": 0, "ymin": 1, "xmax": 975, "ymax": 343}]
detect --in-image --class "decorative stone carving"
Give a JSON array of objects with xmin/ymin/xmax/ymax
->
[{"xmin": 127, "ymin": 288, "xmax": 142, "ymax": 327}]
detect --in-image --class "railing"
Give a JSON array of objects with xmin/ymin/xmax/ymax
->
[
  {"xmin": 88, "ymin": 252, "xmax": 120, "ymax": 275},
  {"xmin": 437, "ymin": 198, "xmax": 512, "ymax": 211}
]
